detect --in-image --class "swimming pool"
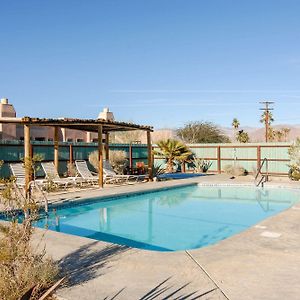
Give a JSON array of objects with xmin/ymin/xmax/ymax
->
[{"xmin": 35, "ymin": 185, "xmax": 300, "ymax": 251}]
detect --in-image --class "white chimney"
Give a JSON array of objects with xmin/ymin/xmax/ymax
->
[
  {"xmin": 98, "ymin": 107, "xmax": 115, "ymax": 121},
  {"xmin": 1, "ymin": 98, "xmax": 9, "ymax": 104}
]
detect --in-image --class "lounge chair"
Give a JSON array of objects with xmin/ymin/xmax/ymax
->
[
  {"xmin": 75, "ymin": 160, "xmax": 100, "ymax": 185},
  {"xmin": 103, "ymin": 160, "xmax": 144, "ymax": 183},
  {"xmin": 9, "ymin": 163, "xmax": 45, "ymax": 187},
  {"xmin": 41, "ymin": 162, "xmax": 80, "ymax": 189}
]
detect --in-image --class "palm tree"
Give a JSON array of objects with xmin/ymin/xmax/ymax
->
[
  {"xmin": 282, "ymin": 127, "xmax": 291, "ymax": 142},
  {"xmin": 154, "ymin": 139, "xmax": 192, "ymax": 173},
  {"xmin": 231, "ymin": 118, "xmax": 240, "ymax": 141},
  {"xmin": 260, "ymin": 111, "xmax": 274, "ymax": 125},
  {"xmin": 260, "ymin": 111, "xmax": 275, "ymax": 142},
  {"xmin": 267, "ymin": 127, "xmax": 276, "ymax": 142},
  {"xmin": 275, "ymin": 130, "xmax": 284, "ymax": 142},
  {"xmin": 232, "ymin": 118, "xmax": 240, "ymax": 130}
]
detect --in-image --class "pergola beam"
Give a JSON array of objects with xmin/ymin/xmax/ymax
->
[{"xmin": 0, "ymin": 117, "xmax": 153, "ymax": 133}]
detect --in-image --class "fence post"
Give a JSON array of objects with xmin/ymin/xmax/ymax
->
[
  {"xmin": 257, "ymin": 146, "xmax": 261, "ymax": 171},
  {"xmin": 217, "ymin": 146, "xmax": 221, "ymax": 174}
]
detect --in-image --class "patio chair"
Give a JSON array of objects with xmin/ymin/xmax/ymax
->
[
  {"xmin": 41, "ymin": 162, "xmax": 80, "ymax": 189},
  {"xmin": 103, "ymin": 160, "xmax": 144, "ymax": 183},
  {"xmin": 9, "ymin": 162, "xmax": 46, "ymax": 188},
  {"xmin": 75, "ymin": 160, "xmax": 101, "ymax": 185}
]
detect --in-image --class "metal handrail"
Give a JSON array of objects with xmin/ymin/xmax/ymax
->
[{"xmin": 255, "ymin": 158, "xmax": 269, "ymax": 187}]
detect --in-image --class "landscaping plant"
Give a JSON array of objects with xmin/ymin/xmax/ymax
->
[
  {"xmin": 154, "ymin": 139, "xmax": 192, "ymax": 173},
  {"xmin": 192, "ymin": 158, "xmax": 212, "ymax": 173},
  {"xmin": 288, "ymin": 138, "xmax": 300, "ymax": 181},
  {"xmin": 0, "ymin": 160, "xmax": 60, "ymax": 300}
]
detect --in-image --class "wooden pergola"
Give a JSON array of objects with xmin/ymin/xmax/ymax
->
[{"xmin": 0, "ymin": 116, "xmax": 154, "ymax": 191}]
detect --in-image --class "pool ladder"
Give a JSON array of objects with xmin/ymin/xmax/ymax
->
[{"xmin": 255, "ymin": 158, "xmax": 269, "ymax": 187}]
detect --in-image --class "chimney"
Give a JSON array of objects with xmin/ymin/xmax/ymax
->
[
  {"xmin": 0, "ymin": 98, "xmax": 17, "ymax": 139},
  {"xmin": 1, "ymin": 98, "xmax": 9, "ymax": 105},
  {"xmin": 98, "ymin": 107, "xmax": 115, "ymax": 121}
]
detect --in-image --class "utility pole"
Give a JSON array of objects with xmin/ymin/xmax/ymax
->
[{"xmin": 259, "ymin": 101, "xmax": 274, "ymax": 142}]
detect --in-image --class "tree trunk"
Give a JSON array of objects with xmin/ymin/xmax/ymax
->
[{"xmin": 167, "ymin": 159, "xmax": 173, "ymax": 173}]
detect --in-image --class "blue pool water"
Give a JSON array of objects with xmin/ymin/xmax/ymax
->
[
  {"xmin": 158, "ymin": 173, "xmax": 206, "ymax": 180},
  {"xmin": 34, "ymin": 185, "xmax": 300, "ymax": 251}
]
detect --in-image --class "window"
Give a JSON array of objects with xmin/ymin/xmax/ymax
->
[
  {"xmin": 76, "ymin": 138, "xmax": 84, "ymax": 142},
  {"xmin": 35, "ymin": 137, "xmax": 45, "ymax": 141},
  {"xmin": 67, "ymin": 138, "xmax": 73, "ymax": 142}
]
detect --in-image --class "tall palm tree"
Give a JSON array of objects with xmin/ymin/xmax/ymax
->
[
  {"xmin": 282, "ymin": 127, "xmax": 291, "ymax": 142},
  {"xmin": 260, "ymin": 111, "xmax": 274, "ymax": 125},
  {"xmin": 260, "ymin": 111, "xmax": 275, "ymax": 142},
  {"xmin": 232, "ymin": 118, "xmax": 240, "ymax": 130},
  {"xmin": 231, "ymin": 118, "xmax": 240, "ymax": 142},
  {"xmin": 154, "ymin": 139, "xmax": 192, "ymax": 173}
]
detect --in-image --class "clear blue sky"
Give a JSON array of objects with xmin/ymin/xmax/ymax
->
[{"xmin": 1, "ymin": 0, "xmax": 300, "ymax": 129}]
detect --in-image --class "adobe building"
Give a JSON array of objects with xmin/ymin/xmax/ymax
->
[{"xmin": 0, "ymin": 98, "xmax": 115, "ymax": 142}]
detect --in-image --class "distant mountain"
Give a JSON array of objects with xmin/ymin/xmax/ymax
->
[{"xmin": 152, "ymin": 125, "xmax": 300, "ymax": 143}]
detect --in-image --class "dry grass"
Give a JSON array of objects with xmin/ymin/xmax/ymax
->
[
  {"xmin": 0, "ymin": 221, "xmax": 59, "ymax": 300},
  {"xmin": 0, "ymin": 176, "xmax": 60, "ymax": 300}
]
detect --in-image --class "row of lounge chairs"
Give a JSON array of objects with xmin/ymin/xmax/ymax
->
[{"xmin": 9, "ymin": 160, "xmax": 145, "ymax": 189}]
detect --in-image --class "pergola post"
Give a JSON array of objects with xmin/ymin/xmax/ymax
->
[
  {"xmin": 129, "ymin": 142, "xmax": 133, "ymax": 169},
  {"xmin": 147, "ymin": 130, "xmax": 153, "ymax": 181},
  {"xmin": 29, "ymin": 143, "xmax": 33, "ymax": 181},
  {"xmin": 54, "ymin": 127, "xmax": 59, "ymax": 172},
  {"xmin": 24, "ymin": 124, "xmax": 31, "ymax": 194},
  {"xmin": 98, "ymin": 125, "xmax": 104, "ymax": 188},
  {"xmin": 69, "ymin": 144, "xmax": 73, "ymax": 164},
  {"xmin": 105, "ymin": 132, "xmax": 109, "ymax": 161}
]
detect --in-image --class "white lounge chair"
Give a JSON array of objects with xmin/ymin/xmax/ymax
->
[
  {"xmin": 41, "ymin": 162, "xmax": 79, "ymax": 189},
  {"xmin": 9, "ymin": 163, "xmax": 45, "ymax": 187},
  {"xmin": 103, "ymin": 160, "xmax": 143, "ymax": 183},
  {"xmin": 75, "ymin": 160, "xmax": 100, "ymax": 185}
]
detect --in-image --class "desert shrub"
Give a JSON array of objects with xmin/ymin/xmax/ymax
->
[
  {"xmin": 66, "ymin": 162, "xmax": 77, "ymax": 177},
  {"xmin": 288, "ymin": 166, "xmax": 300, "ymax": 181},
  {"xmin": 89, "ymin": 150, "xmax": 128, "ymax": 174},
  {"xmin": 21, "ymin": 154, "xmax": 44, "ymax": 181},
  {"xmin": 0, "ymin": 172, "xmax": 60, "ymax": 299},
  {"xmin": 192, "ymin": 158, "xmax": 212, "ymax": 173},
  {"xmin": 223, "ymin": 164, "xmax": 248, "ymax": 176},
  {"xmin": 177, "ymin": 121, "xmax": 230, "ymax": 143},
  {"xmin": 0, "ymin": 221, "xmax": 59, "ymax": 300},
  {"xmin": 152, "ymin": 164, "xmax": 165, "ymax": 180},
  {"xmin": 288, "ymin": 139, "xmax": 300, "ymax": 181}
]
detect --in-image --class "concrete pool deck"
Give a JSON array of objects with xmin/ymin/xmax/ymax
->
[{"xmin": 31, "ymin": 174, "xmax": 300, "ymax": 299}]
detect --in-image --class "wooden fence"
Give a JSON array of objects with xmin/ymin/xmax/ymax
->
[{"xmin": 154, "ymin": 142, "xmax": 292, "ymax": 176}]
